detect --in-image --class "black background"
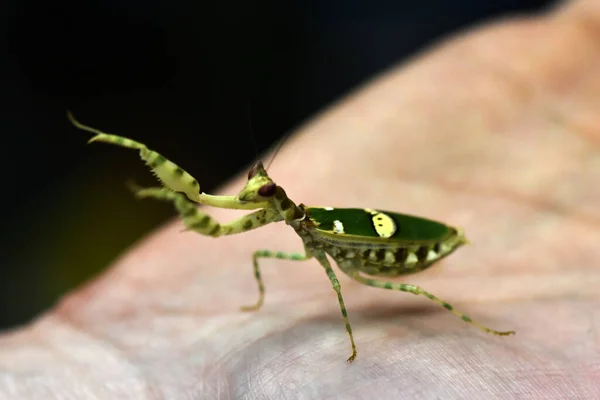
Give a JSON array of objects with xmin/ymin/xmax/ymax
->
[{"xmin": 1, "ymin": 0, "xmax": 552, "ymax": 330}]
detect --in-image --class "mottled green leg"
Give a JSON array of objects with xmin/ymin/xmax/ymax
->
[
  {"xmin": 131, "ymin": 186, "xmax": 282, "ymax": 236},
  {"xmin": 351, "ymin": 275, "xmax": 515, "ymax": 336},
  {"xmin": 240, "ymin": 250, "xmax": 311, "ymax": 312},
  {"xmin": 314, "ymin": 252, "xmax": 358, "ymax": 363},
  {"xmin": 70, "ymin": 112, "xmax": 267, "ymax": 211},
  {"xmin": 69, "ymin": 112, "xmax": 201, "ymax": 202},
  {"xmin": 130, "ymin": 186, "xmax": 308, "ymax": 313}
]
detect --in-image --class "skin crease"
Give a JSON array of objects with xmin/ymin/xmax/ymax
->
[{"xmin": 2, "ymin": 0, "xmax": 600, "ymax": 398}]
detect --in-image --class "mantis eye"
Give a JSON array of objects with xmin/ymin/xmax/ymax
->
[{"xmin": 258, "ymin": 183, "xmax": 276, "ymax": 197}]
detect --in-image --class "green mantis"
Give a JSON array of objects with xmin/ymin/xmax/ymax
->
[{"xmin": 68, "ymin": 111, "xmax": 515, "ymax": 362}]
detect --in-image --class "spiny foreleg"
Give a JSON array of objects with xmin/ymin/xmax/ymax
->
[
  {"xmin": 68, "ymin": 111, "xmax": 201, "ymax": 203},
  {"xmin": 131, "ymin": 186, "xmax": 282, "ymax": 237}
]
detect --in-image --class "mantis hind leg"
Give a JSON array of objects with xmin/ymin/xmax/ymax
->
[{"xmin": 348, "ymin": 272, "xmax": 515, "ymax": 336}]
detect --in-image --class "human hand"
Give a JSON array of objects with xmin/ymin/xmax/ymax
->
[{"xmin": 2, "ymin": 0, "xmax": 599, "ymax": 398}]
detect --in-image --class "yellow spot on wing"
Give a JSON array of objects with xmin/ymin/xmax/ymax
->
[{"xmin": 365, "ymin": 209, "xmax": 397, "ymax": 238}]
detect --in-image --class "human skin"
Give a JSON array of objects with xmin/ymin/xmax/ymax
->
[{"xmin": 2, "ymin": 0, "xmax": 600, "ymax": 398}]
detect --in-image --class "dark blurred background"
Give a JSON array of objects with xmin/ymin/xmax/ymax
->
[{"xmin": 1, "ymin": 0, "xmax": 553, "ymax": 330}]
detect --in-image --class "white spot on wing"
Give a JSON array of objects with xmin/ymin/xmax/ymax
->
[
  {"xmin": 333, "ymin": 220, "xmax": 345, "ymax": 234},
  {"xmin": 324, "ymin": 207, "xmax": 334, "ymax": 211}
]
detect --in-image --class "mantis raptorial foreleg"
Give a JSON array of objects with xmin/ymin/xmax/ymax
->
[
  {"xmin": 131, "ymin": 186, "xmax": 282, "ymax": 236},
  {"xmin": 68, "ymin": 111, "xmax": 201, "ymax": 202}
]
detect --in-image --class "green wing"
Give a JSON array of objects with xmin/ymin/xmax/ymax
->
[{"xmin": 307, "ymin": 207, "xmax": 454, "ymax": 242}]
